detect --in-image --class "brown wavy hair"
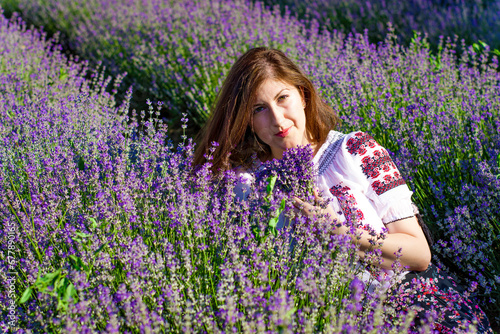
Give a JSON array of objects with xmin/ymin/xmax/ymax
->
[{"xmin": 194, "ymin": 47, "xmax": 340, "ymax": 173}]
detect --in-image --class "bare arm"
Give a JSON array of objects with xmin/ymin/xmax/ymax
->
[
  {"xmin": 294, "ymin": 194, "xmax": 431, "ymax": 271},
  {"xmin": 351, "ymin": 216, "xmax": 431, "ymax": 271}
]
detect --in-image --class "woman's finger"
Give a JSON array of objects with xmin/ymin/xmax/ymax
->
[
  {"xmin": 313, "ymin": 188, "xmax": 325, "ymax": 206},
  {"xmin": 293, "ymin": 196, "xmax": 320, "ymax": 216},
  {"xmin": 292, "ymin": 196, "xmax": 304, "ymax": 211}
]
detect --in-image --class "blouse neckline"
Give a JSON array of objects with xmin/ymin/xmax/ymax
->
[{"xmin": 312, "ymin": 130, "xmax": 346, "ymax": 176}]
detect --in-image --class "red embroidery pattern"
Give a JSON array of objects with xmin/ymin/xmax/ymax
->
[
  {"xmin": 329, "ymin": 184, "xmax": 364, "ymax": 224},
  {"xmin": 346, "ymin": 132, "xmax": 377, "ymax": 156},
  {"xmin": 360, "ymin": 149, "xmax": 397, "ymax": 179},
  {"xmin": 372, "ymin": 172, "xmax": 406, "ymax": 195},
  {"xmin": 346, "ymin": 132, "xmax": 406, "ymax": 195}
]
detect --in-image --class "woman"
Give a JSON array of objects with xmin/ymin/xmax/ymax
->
[{"xmin": 193, "ymin": 47, "xmax": 492, "ymax": 332}]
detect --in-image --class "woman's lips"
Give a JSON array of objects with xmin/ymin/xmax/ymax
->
[{"xmin": 275, "ymin": 126, "xmax": 292, "ymax": 138}]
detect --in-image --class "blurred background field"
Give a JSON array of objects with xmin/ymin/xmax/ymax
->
[
  {"xmin": 0, "ymin": 0, "xmax": 499, "ymax": 332},
  {"xmin": 263, "ymin": 0, "xmax": 500, "ymax": 53},
  {"xmin": 2, "ymin": 0, "xmax": 499, "ymax": 136}
]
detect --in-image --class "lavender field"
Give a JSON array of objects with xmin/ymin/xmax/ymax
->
[
  {"xmin": 263, "ymin": 0, "xmax": 500, "ymax": 53},
  {"xmin": 0, "ymin": 0, "xmax": 499, "ymax": 332}
]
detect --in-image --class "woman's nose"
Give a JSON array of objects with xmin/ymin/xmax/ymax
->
[{"xmin": 269, "ymin": 105, "xmax": 286, "ymax": 126}]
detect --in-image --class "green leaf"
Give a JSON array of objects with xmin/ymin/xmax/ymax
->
[
  {"xmin": 89, "ymin": 217, "xmax": 98, "ymax": 229},
  {"xmin": 78, "ymin": 156, "xmax": 85, "ymax": 171},
  {"xmin": 266, "ymin": 175, "xmax": 277, "ymax": 196},
  {"xmin": 63, "ymin": 282, "xmax": 77, "ymax": 302},
  {"xmin": 410, "ymin": 30, "xmax": 418, "ymax": 43},
  {"xmin": 74, "ymin": 231, "xmax": 90, "ymax": 239},
  {"xmin": 472, "ymin": 43, "xmax": 481, "ymax": 53},
  {"xmin": 59, "ymin": 67, "xmax": 68, "ymax": 81},
  {"xmin": 35, "ymin": 269, "xmax": 62, "ymax": 290},
  {"xmin": 279, "ymin": 198, "xmax": 286, "ymax": 212},
  {"xmin": 269, "ymin": 199, "xmax": 286, "ymax": 228},
  {"xmin": 69, "ymin": 255, "xmax": 90, "ymax": 273},
  {"xmin": 69, "ymin": 255, "xmax": 82, "ymax": 270},
  {"xmin": 472, "ymin": 40, "xmax": 488, "ymax": 54},
  {"xmin": 251, "ymin": 225, "xmax": 261, "ymax": 243},
  {"xmin": 19, "ymin": 287, "xmax": 32, "ymax": 304},
  {"xmin": 285, "ymin": 306, "xmax": 297, "ymax": 318},
  {"xmin": 5, "ymin": 108, "xmax": 14, "ymax": 119},
  {"xmin": 94, "ymin": 241, "xmax": 109, "ymax": 255},
  {"xmin": 55, "ymin": 276, "xmax": 67, "ymax": 293},
  {"xmin": 38, "ymin": 269, "xmax": 61, "ymax": 283},
  {"xmin": 57, "ymin": 300, "xmax": 66, "ymax": 312},
  {"xmin": 268, "ymin": 216, "xmax": 278, "ymax": 229}
]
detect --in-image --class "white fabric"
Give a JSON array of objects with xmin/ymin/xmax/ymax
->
[{"xmin": 312, "ymin": 130, "xmax": 415, "ymax": 233}]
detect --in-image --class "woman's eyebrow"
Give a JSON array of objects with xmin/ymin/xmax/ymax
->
[
  {"xmin": 273, "ymin": 88, "xmax": 288, "ymax": 100},
  {"xmin": 252, "ymin": 88, "xmax": 289, "ymax": 107}
]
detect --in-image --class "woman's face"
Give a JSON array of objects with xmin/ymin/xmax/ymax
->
[{"xmin": 251, "ymin": 79, "xmax": 310, "ymax": 160}]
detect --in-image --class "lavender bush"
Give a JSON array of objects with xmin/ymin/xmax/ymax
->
[
  {"xmin": 1, "ymin": 0, "xmax": 499, "ymax": 328},
  {"xmin": 0, "ymin": 11, "xmax": 429, "ymax": 333},
  {"xmin": 0, "ymin": 12, "xmax": 121, "ymax": 112},
  {"xmin": 262, "ymin": 0, "xmax": 500, "ymax": 53}
]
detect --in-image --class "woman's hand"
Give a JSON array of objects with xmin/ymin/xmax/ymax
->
[{"xmin": 292, "ymin": 189, "xmax": 346, "ymax": 234}]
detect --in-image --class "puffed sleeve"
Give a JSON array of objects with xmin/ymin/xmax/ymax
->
[{"xmin": 336, "ymin": 131, "xmax": 414, "ymax": 225}]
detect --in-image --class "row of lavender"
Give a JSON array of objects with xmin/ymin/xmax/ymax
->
[
  {"xmin": 262, "ymin": 0, "xmax": 500, "ymax": 53},
  {"xmin": 0, "ymin": 11, "xmax": 429, "ymax": 332},
  {"xmin": 2, "ymin": 0, "xmax": 500, "ymax": 133},
  {"xmin": 1, "ymin": 0, "xmax": 499, "ymax": 329}
]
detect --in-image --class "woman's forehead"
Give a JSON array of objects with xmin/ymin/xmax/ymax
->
[{"xmin": 253, "ymin": 79, "xmax": 296, "ymax": 98}]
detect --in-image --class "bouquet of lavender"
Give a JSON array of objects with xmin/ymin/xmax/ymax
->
[
  {"xmin": 250, "ymin": 145, "xmax": 316, "ymax": 238},
  {"xmin": 253, "ymin": 145, "xmax": 316, "ymax": 199}
]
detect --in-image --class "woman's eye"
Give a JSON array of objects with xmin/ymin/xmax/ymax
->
[
  {"xmin": 278, "ymin": 95, "xmax": 289, "ymax": 102},
  {"xmin": 253, "ymin": 106, "xmax": 265, "ymax": 114}
]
